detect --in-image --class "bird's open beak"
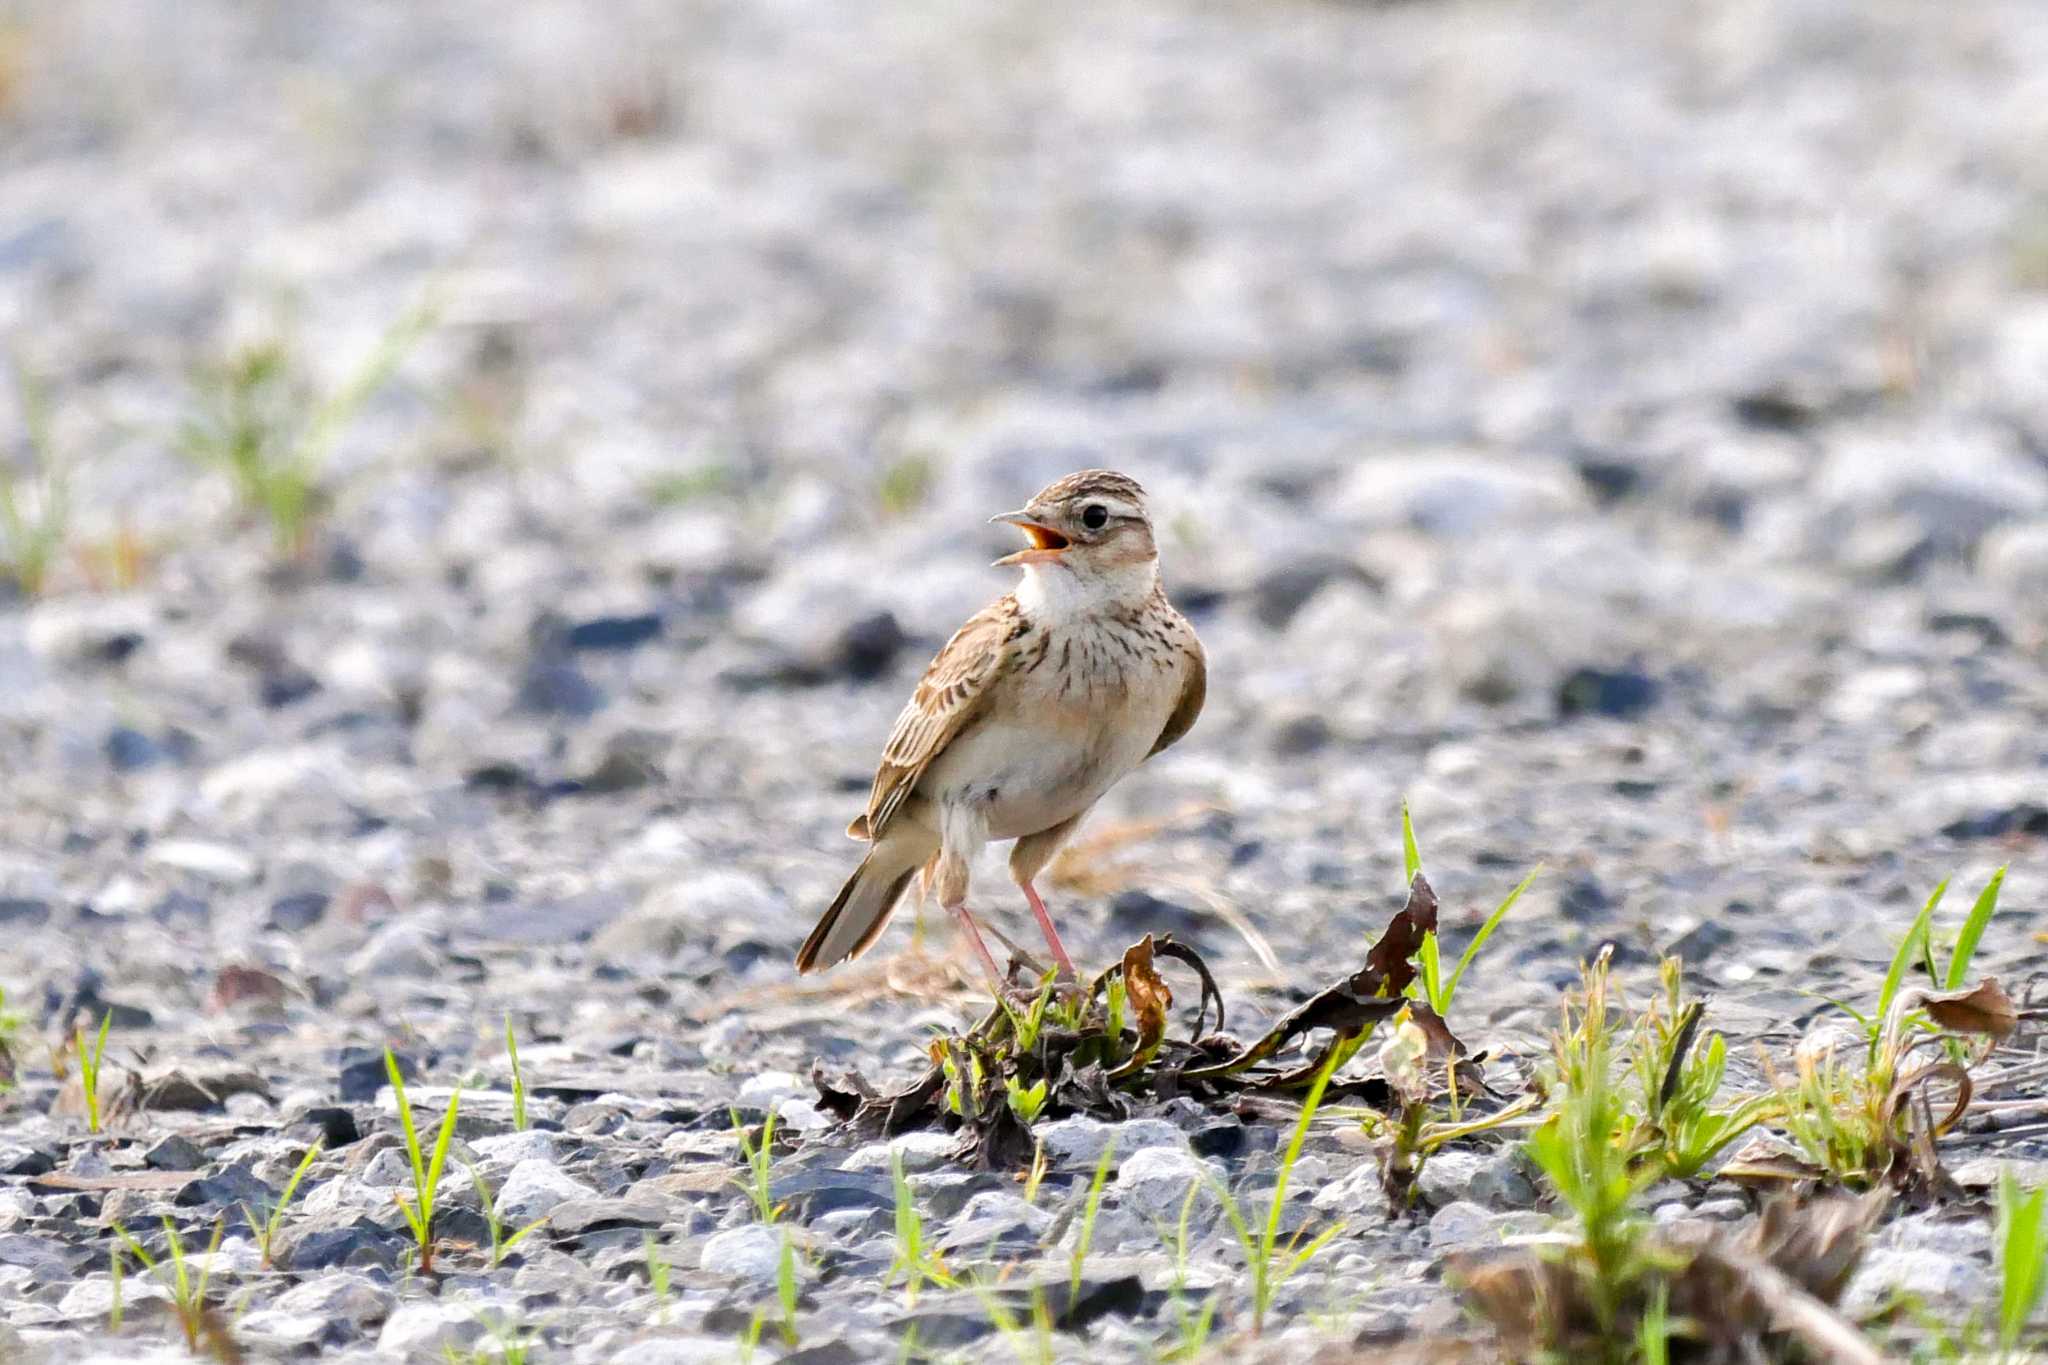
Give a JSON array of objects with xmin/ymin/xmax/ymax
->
[{"xmin": 990, "ymin": 509, "xmax": 1070, "ymax": 566}]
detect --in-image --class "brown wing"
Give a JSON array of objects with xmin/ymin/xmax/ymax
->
[
  {"xmin": 1148, "ymin": 635, "xmax": 1206, "ymax": 758},
  {"xmin": 856, "ymin": 596, "xmax": 1025, "ymax": 840}
]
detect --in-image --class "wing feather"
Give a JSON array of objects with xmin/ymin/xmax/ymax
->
[
  {"xmin": 860, "ymin": 596, "xmax": 1024, "ymax": 838},
  {"xmin": 1148, "ymin": 635, "xmax": 1206, "ymax": 758}
]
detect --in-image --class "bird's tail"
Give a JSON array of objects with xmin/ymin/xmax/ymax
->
[{"xmin": 795, "ymin": 838, "xmax": 925, "ymax": 973}]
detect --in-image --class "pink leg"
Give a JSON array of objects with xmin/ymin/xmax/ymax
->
[
  {"xmin": 1020, "ymin": 880, "xmax": 1077, "ymax": 980},
  {"xmin": 945, "ymin": 900, "xmax": 1011, "ymax": 993}
]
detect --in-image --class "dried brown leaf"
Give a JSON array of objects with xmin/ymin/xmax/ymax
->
[{"xmin": 1912, "ymin": 977, "xmax": 2019, "ymax": 1040}]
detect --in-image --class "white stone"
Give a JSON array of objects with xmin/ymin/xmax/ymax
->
[
  {"xmin": 144, "ymin": 839, "xmax": 257, "ymax": 884},
  {"xmin": 1112, "ymin": 1146, "xmax": 1220, "ymax": 1220},
  {"xmin": 377, "ymin": 1300, "xmax": 490, "ymax": 1356},
  {"xmin": 59, "ymin": 1275, "xmax": 167, "ymax": 1318},
  {"xmin": 608, "ymin": 1338, "xmax": 748, "ymax": 1365},
  {"xmin": 842, "ymin": 1129, "xmax": 956, "ymax": 1174},
  {"xmin": 347, "ymin": 921, "xmax": 440, "ymax": 977},
  {"xmin": 1842, "ymin": 1248, "xmax": 1992, "ymax": 1316},
  {"xmin": 699, "ymin": 1224, "xmax": 786, "ymax": 1285},
  {"xmin": 274, "ymin": 1271, "xmax": 393, "ymax": 1324},
  {"xmin": 1034, "ymin": 1116, "xmax": 1187, "ymax": 1168},
  {"xmin": 737, "ymin": 1070, "xmax": 806, "ymax": 1107},
  {"xmin": 494, "ymin": 1158, "xmax": 597, "ymax": 1224},
  {"xmin": 470, "ymin": 1130, "xmax": 561, "ymax": 1168}
]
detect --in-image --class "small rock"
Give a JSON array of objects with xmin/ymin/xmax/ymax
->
[
  {"xmin": 471, "ymin": 1131, "xmax": 560, "ymax": 1167},
  {"xmin": 495, "ymin": 1159, "xmax": 598, "ymax": 1224},
  {"xmin": 0, "ymin": 1145, "xmax": 53, "ymax": 1177},
  {"xmin": 338, "ymin": 1048, "xmax": 415, "ymax": 1103},
  {"xmin": 844, "ymin": 1130, "xmax": 956, "ymax": 1175},
  {"xmin": 1035, "ymin": 1116, "xmax": 1187, "ymax": 1168},
  {"xmin": 235, "ymin": 1310, "xmax": 332, "ymax": 1351},
  {"xmin": 142, "ymin": 1135, "xmax": 207, "ymax": 1171},
  {"xmin": 1415, "ymin": 1148, "xmax": 1538, "ymax": 1210},
  {"xmin": 1428, "ymin": 1200, "xmax": 1548, "ymax": 1250},
  {"xmin": 104, "ymin": 727, "xmax": 162, "ymax": 772},
  {"xmin": 699, "ymin": 1224, "xmax": 786, "ymax": 1285},
  {"xmin": 566, "ymin": 613, "xmax": 664, "ymax": 651},
  {"xmin": 278, "ymin": 1216, "xmax": 404, "ymax": 1272},
  {"xmin": 1113, "ymin": 1146, "xmax": 1218, "ymax": 1220},
  {"xmin": 0, "ymin": 897, "xmax": 49, "ymax": 927},
  {"xmin": 267, "ymin": 891, "xmax": 329, "ymax": 931},
  {"xmin": 273, "ymin": 1272, "xmax": 393, "ymax": 1326},
  {"xmin": 145, "ymin": 839, "xmax": 257, "ymax": 884},
  {"xmin": 609, "ymin": 1338, "xmax": 746, "ymax": 1365},
  {"xmin": 517, "ymin": 657, "xmax": 604, "ymax": 718},
  {"xmin": 958, "ymin": 1191, "xmax": 1052, "ymax": 1237},
  {"xmin": 60, "ymin": 1274, "xmax": 167, "ymax": 1319},
  {"xmin": 378, "ymin": 1301, "xmax": 488, "ymax": 1356},
  {"xmin": 346, "ymin": 921, "xmax": 440, "ymax": 977},
  {"xmin": 1842, "ymin": 1248, "xmax": 1992, "ymax": 1316},
  {"xmin": 1557, "ymin": 666, "xmax": 1660, "ymax": 720}
]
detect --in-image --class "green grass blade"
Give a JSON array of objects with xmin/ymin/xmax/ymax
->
[
  {"xmin": 1442, "ymin": 864, "xmax": 1542, "ymax": 1015},
  {"xmin": 1998, "ymin": 1174, "xmax": 2048, "ymax": 1350},
  {"xmin": 1401, "ymin": 802, "xmax": 1422, "ymax": 883},
  {"xmin": 1070, "ymin": 1140, "xmax": 1115, "ymax": 1301},
  {"xmin": 1946, "ymin": 866, "xmax": 2007, "ymax": 990},
  {"xmin": 386, "ymin": 1048, "xmax": 426, "ymax": 1192},
  {"xmin": 424, "ymin": 1085, "xmax": 462, "ymax": 1205},
  {"xmin": 1418, "ymin": 933, "xmax": 1443, "ymax": 1010},
  {"xmin": 504, "ymin": 1014, "xmax": 526, "ymax": 1132},
  {"xmin": 1876, "ymin": 879, "xmax": 1947, "ymax": 1055}
]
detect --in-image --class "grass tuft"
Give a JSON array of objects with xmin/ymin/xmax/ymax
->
[
  {"xmin": 243, "ymin": 1140, "xmax": 322, "ymax": 1269},
  {"xmin": 1, "ymin": 356, "xmax": 70, "ymax": 597},
  {"xmin": 76, "ymin": 1011, "xmax": 112, "ymax": 1133},
  {"xmin": 385, "ymin": 1046, "xmax": 461, "ymax": 1274},
  {"xmin": 178, "ymin": 297, "xmax": 435, "ymax": 557},
  {"xmin": 1211, "ymin": 1046, "xmax": 1346, "ymax": 1336}
]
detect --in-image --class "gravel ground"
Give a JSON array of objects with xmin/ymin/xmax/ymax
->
[{"xmin": 2, "ymin": 0, "xmax": 2047, "ymax": 1359}]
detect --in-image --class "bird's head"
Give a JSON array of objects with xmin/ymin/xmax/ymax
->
[{"xmin": 990, "ymin": 470, "xmax": 1157, "ymax": 589}]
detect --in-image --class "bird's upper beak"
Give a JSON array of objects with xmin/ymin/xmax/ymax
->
[{"xmin": 990, "ymin": 509, "xmax": 1070, "ymax": 566}]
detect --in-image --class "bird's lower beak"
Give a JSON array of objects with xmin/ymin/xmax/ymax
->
[{"xmin": 990, "ymin": 510, "xmax": 1070, "ymax": 566}]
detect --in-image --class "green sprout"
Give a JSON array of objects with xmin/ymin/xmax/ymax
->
[{"xmin": 385, "ymin": 1047, "xmax": 461, "ymax": 1273}]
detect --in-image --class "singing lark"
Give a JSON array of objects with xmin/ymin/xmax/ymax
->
[{"xmin": 796, "ymin": 470, "xmax": 1206, "ymax": 989}]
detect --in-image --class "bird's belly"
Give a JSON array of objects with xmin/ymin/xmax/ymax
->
[{"xmin": 923, "ymin": 689, "xmax": 1175, "ymax": 841}]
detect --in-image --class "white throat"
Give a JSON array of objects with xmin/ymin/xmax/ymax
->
[{"xmin": 1015, "ymin": 556, "xmax": 1159, "ymax": 622}]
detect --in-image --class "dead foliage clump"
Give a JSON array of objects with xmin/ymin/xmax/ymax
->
[{"xmin": 812, "ymin": 874, "xmax": 1495, "ymax": 1167}]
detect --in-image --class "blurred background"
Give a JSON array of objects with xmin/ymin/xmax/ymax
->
[{"xmin": 0, "ymin": 0, "xmax": 2043, "ymax": 1020}]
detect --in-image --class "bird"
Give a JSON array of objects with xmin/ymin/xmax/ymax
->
[{"xmin": 796, "ymin": 469, "xmax": 1207, "ymax": 992}]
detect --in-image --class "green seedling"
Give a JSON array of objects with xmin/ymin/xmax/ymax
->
[
  {"xmin": 107, "ymin": 1246, "xmax": 124, "ymax": 1333},
  {"xmin": 504, "ymin": 1014, "xmax": 527, "ymax": 1132},
  {"xmin": 76, "ymin": 1011, "xmax": 111, "ymax": 1133},
  {"xmin": 1401, "ymin": 802, "xmax": 1539, "ymax": 1018},
  {"xmin": 645, "ymin": 1232, "xmax": 674, "ymax": 1324},
  {"xmin": 0, "ymin": 983, "xmax": 24, "ymax": 1092},
  {"xmin": 178, "ymin": 297, "xmax": 435, "ymax": 556},
  {"xmin": 1997, "ymin": 1173, "xmax": 2048, "ymax": 1357},
  {"xmin": 463, "ymin": 1159, "xmax": 546, "ymax": 1267},
  {"xmin": 1525, "ymin": 955, "xmax": 1669, "ymax": 1337},
  {"xmin": 1, "ymin": 357, "xmax": 68, "ymax": 597},
  {"xmin": 242, "ymin": 1140, "xmax": 322, "ymax": 1269},
  {"xmin": 1005, "ymin": 1076, "xmax": 1049, "ymax": 1125},
  {"xmin": 113, "ymin": 1216, "xmax": 230, "ymax": 1356},
  {"xmin": 734, "ymin": 1106, "xmax": 781, "ymax": 1223},
  {"xmin": 1159, "ymin": 1183, "xmax": 1219, "ymax": 1360},
  {"xmin": 1070, "ymin": 1141, "xmax": 1115, "ymax": 1303},
  {"xmin": 386, "ymin": 1047, "xmax": 461, "ymax": 1273},
  {"xmin": 1212, "ymin": 1046, "xmax": 1346, "ymax": 1335},
  {"xmin": 887, "ymin": 1150, "xmax": 954, "ymax": 1301},
  {"xmin": 1625, "ymin": 958, "xmax": 1779, "ymax": 1178},
  {"xmin": 738, "ymin": 1236, "xmax": 802, "ymax": 1359}
]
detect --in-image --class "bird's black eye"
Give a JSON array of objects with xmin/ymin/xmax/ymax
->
[{"xmin": 1081, "ymin": 504, "xmax": 1109, "ymax": 530}]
